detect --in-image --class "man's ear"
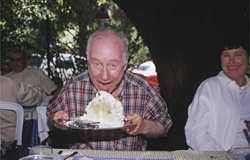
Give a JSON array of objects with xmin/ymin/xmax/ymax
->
[{"xmin": 123, "ymin": 63, "xmax": 128, "ymax": 72}]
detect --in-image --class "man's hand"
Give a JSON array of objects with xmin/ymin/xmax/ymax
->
[
  {"xmin": 124, "ymin": 113, "xmax": 167, "ymax": 138},
  {"xmin": 52, "ymin": 111, "xmax": 69, "ymax": 129},
  {"xmin": 124, "ymin": 113, "xmax": 145, "ymax": 135}
]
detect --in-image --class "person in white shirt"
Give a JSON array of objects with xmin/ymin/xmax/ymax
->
[
  {"xmin": 6, "ymin": 48, "xmax": 58, "ymax": 96},
  {"xmin": 185, "ymin": 40, "xmax": 250, "ymax": 151},
  {"xmin": 0, "ymin": 76, "xmax": 43, "ymax": 143},
  {"xmin": 4, "ymin": 48, "xmax": 58, "ymax": 146}
]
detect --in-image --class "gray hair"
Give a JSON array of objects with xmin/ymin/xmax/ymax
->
[{"xmin": 86, "ymin": 28, "xmax": 129, "ymax": 64}]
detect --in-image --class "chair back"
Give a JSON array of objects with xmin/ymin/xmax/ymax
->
[{"xmin": 0, "ymin": 101, "xmax": 24, "ymax": 145}]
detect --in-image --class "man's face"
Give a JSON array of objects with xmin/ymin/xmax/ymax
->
[
  {"xmin": 88, "ymin": 34, "xmax": 127, "ymax": 93},
  {"xmin": 221, "ymin": 47, "xmax": 248, "ymax": 81},
  {"xmin": 10, "ymin": 52, "xmax": 27, "ymax": 73}
]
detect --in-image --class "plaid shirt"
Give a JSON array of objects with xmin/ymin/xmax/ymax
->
[{"xmin": 48, "ymin": 71, "xmax": 172, "ymax": 150}]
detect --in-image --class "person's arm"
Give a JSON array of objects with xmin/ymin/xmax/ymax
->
[
  {"xmin": 124, "ymin": 89, "xmax": 173, "ymax": 138},
  {"xmin": 47, "ymin": 85, "xmax": 70, "ymax": 129},
  {"xmin": 37, "ymin": 69, "xmax": 58, "ymax": 95},
  {"xmin": 124, "ymin": 113, "xmax": 169, "ymax": 137},
  {"xmin": 185, "ymin": 82, "xmax": 223, "ymax": 151}
]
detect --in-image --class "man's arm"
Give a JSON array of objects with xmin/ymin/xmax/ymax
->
[
  {"xmin": 125, "ymin": 113, "xmax": 172, "ymax": 137},
  {"xmin": 124, "ymin": 87, "xmax": 173, "ymax": 138},
  {"xmin": 37, "ymin": 69, "xmax": 58, "ymax": 95}
]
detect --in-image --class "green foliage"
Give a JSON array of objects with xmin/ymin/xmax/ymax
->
[{"xmin": 1, "ymin": 0, "xmax": 150, "ymax": 83}]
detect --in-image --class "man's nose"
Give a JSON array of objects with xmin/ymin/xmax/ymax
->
[{"xmin": 101, "ymin": 66, "xmax": 109, "ymax": 80}]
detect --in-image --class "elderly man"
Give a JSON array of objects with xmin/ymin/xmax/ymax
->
[
  {"xmin": 48, "ymin": 29, "xmax": 172, "ymax": 150},
  {"xmin": 6, "ymin": 48, "xmax": 57, "ymax": 96},
  {"xmin": 0, "ymin": 76, "xmax": 43, "ymax": 143},
  {"xmin": 185, "ymin": 40, "xmax": 250, "ymax": 151}
]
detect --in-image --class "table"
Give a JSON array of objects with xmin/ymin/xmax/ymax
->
[{"xmin": 29, "ymin": 147, "xmax": 236, "ymax": 160}]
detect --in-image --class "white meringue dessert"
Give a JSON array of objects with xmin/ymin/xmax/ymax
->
[{"xmin": 79, "ymin": 91, "xmax": 124, "ymax": 128}]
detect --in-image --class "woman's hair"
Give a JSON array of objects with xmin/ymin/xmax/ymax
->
[{"xmin": 220, "ymin": 39, "xmax": 249, "ymax": 56}]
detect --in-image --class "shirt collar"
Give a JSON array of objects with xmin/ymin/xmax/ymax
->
[{"xmin": 218, "ymin": 71, "xmax": 250, "ymax": 89}]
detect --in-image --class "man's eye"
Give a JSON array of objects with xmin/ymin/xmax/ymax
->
[
  {"xmin": 94, "ymin": 63, "xmax": 101, "ymax": 66},
  {"xmin": 111, "ymin": 64, "xmax": 117, "ymax": 68},
  {"xmin": 91, "ymin": 62, "xmax": 102, "ymax": 69},
  {"xmin": 108, "ymin": 64, "xmax": 118, "ymax": 70}
]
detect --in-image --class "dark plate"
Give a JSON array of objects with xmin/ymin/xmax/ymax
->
[{"xmin": 65, "ymin": 120, "xmax": 124, "ymax": 130}]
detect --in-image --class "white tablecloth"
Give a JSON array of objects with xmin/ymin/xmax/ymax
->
[{"xmin": 29, "ymin": 147, "xmax": 237, "ymax": 160}]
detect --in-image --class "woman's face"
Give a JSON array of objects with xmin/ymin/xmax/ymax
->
[
  {"xmin": 221, "ymin": 47, "xmax": 248, "ymax": 83},
  {"xmin": 10, "ymin": 53, "xmax": 27, "ymax": 73}
]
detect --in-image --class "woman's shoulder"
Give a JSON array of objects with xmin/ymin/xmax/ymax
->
[{"xmin": 196, "ymin": 72, "xmax": 223, "ymax": 92}]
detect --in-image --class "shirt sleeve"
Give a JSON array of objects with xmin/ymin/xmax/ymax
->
[
  {"xmin": 143, "ymin": 89, "xmax": 173, "ymax": 136},
  {"xmin": 36, "ymin": 69, "xmax": 57, "ymax": 95},
  {"xmin": 185, "ymin": 82, "xmax": 223, "ymax": 151},
  {"xmin": 47, "ymin": 84, "xmax": 68, "ymax": 117}
]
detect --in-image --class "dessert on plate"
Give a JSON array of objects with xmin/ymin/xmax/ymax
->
[{"xmin": 71, "ymin": 91, "xmax": 124, "ymax": 129}]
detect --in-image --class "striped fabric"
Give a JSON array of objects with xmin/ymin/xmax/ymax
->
[{"xmin": 48, "ymin": 71, "xmax": 172, "ymax": 150}]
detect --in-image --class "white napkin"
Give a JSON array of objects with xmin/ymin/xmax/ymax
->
[{"xmin": 36, "ymin": 96, "xmax": 53, "ymax": 142}]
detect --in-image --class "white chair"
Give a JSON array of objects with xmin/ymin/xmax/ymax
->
[{"xmin": 0, "ymin": 101, "xmax": 24, "ymax": 146}]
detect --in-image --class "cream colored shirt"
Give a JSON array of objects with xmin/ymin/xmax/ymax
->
[
  {"xmin": 0, "ymin": 76, "xmax": 43, "ymax": 142},
  {"xmin": 6, "ymin": 66, "xmax": 57, "ymax": 95}
]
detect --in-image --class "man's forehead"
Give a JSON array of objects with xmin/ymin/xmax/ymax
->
[{"xmin": 94, "ymin": 31, "xmax": 121, "ymax": 42}]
